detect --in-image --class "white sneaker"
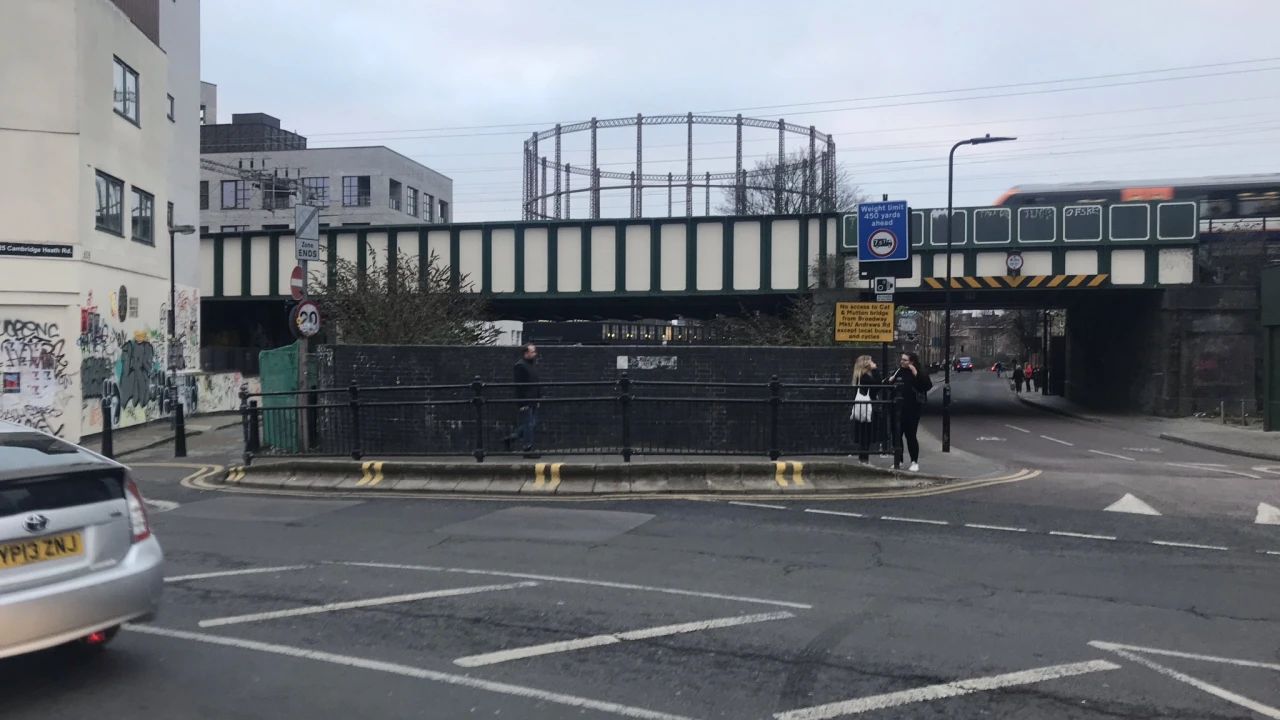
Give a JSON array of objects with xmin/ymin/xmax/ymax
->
[{"xmin": 909, "ymin": 462, "xmax": 919, "ymax": 472}]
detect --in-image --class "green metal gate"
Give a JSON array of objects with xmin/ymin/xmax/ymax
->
[
  {"xmin": 1264, "ymin": 265, "xmax": 1280, "ymax": 432},
  {"xmin": 258, "ymin": 342, "xmax": 317, "ymax": 451}
]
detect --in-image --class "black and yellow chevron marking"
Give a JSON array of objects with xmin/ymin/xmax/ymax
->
[
  {"xmin": 774, "ymin": 461, "xmax": 805, "ymax": 487},
  {"xmin": 922, "ymin": 274, "xmax": 1109, "ymax": 290}
]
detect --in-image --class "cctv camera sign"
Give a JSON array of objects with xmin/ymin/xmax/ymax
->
[{"xmin": 852, "ymin": 201, "xmax": 909, "ymax": 262}]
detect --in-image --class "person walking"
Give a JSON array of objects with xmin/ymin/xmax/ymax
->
[
  {"xmin": 1013, "ymin": 363, "xmax": 1025, "ymax": 393},
  {"xmin": 850, "ymin": 355, "xmax": 882, "ymax": 464},
  {"xmin": 888, "ymin": 352, "xmax": 932, "ymax": 472},
  {"xmin": 1024, "ymin": 361, "xmax": 1035, "ymax": 392},
  {"xmin": 503, "ymin": 343, "xmax": 541, "ymax": 458}
]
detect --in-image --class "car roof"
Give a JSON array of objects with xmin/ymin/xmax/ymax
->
[{"xmin": 0, "ymin": 420, "xmax": 122, "ymax": 483}]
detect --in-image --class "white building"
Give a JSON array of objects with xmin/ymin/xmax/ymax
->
[
  {"xmin": 0, "ymin": 0, "xmax": 203, "ymax": 442},
  {"xmin": 199, "ymin": 95, "xmax": 453, "ymax": 234}
]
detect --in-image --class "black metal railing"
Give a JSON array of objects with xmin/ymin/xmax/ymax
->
[{"xmin": 238, "ymin": 374, "xmax": 903, "ymax": 465}]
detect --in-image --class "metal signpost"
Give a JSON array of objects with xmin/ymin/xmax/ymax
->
[
  {"xmin": 853, "ymin": 200, "xmax": 909, "ymax": 373},
  {"xmin": 293, "ymin": 205, "xmax": 320, "ymax": 450}
]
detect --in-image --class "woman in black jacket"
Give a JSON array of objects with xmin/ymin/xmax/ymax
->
[
  {"xmin": 887, "ymin": 352, "xmax": 932, "ymax": 472},
  {"xmin": 851, "ymin": 355, "xmax": 883, "ymax": 463}
]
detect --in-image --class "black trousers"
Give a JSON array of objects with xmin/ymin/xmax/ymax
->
[{"xmin": 898, "ymin": 409, "xmax": 921, "ymax": 463}]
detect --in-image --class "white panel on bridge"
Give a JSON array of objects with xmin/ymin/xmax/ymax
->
[
  {"xmin": 930, "ymin": 253, "xmax": 964, "ymax": 278},
  {"xmin": 1111, "ymin": 249, "xmax": 1145, "ymax": 285},
  {"xmin": 366, "ymin": 232, "xmax": 388, "ymax": 268},
  {"xmin": 897, "ymin": 255, "xmax": 923, "ymax": 288},
  {"xmin": 250, "ymin": 237, "xmax": 271, "ymax": 296},
  {"xmin": 696, "ymin": 223, "xmax": 723, "ymax": 291},
  {"xmin": 659, "ymin": 223, "xmax": 686, "ymax": 291},
  {"xmin": 490, "ymin": 228, "xmax": 516, "ymax": 293},
  {"xmin": 733, "ymin": 221, "xmax": 761, "ymax": 290},
  {"xmin": 1022, "ymin": 251, "xmax": 1053, "ymax": 276},
  {"xmin": 427, "ymin": 230, "xmax": 450, "ymax": 272},
  {"xmin": 336, "ymin": 232, "xmax": 359, "ymax": 268},
  {"xmin": 625, "ymin": 224, "xmax": 651, "ymax": 292},
  {"xmin": 458, "ymin": 229, "xmax": 482, "ymax": 292},
  {"xmin": 826, "ymin": 218, "xmax": 837, "ymax": 258},
  {"xmin": 591, "ymin": 225, "xmax": 616, "ymax": 292},
  {"xmin": 806, "ymin": 218, "xmax": 821, "ymax": 287},
  {"xmin": 556, "ymin": 227, "xmax": 582, "ymax": 292},
  {"xmin": 1158, "ymin": 248, "xmax": 1194, "ymax": 284},
  {"xmin": 276, "ymin": 235, "xmax": 295, "ymax": 293},
  {"xmin": 199, "ymin": 237, "xmax": 215, "ymax": 296},
  {"xmin": 975, "ymin": 252, "xmax": 1007, "ymax": 277},
  {"xmin": 771, "ymin": 219, "xmax": 800, "ymax": 290},
  {"xmin": 523, "ymin": 228, "xmax": 548, "ymax": 293},
  {"xmin": 1065, "ymin": 249, "xmax": 1098, "ymax": 275},
  {"xmin": 222, "ymin": 237, "xmax": 241, "ymax": 296}
]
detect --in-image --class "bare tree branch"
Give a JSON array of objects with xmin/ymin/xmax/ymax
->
[{"xmin": 716, "ymin": 151, "xmax": 866, "ymax": 215}]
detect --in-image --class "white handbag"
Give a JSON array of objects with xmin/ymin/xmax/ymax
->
[{"xmin": 850, "ymin": 388, "xmax": 873, "ymax": 423}]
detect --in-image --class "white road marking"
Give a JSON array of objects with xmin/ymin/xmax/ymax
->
[
  {"xmin": 975, "ymin": 436, "xmax": 1005, "ymax": 442},
  {"xmin": 772, "ymin": 659, "xmax": 1120, "ymax": 719},
  {"xmin": 1049, "ymin": 531, "xmax": 1117, "ymax": 541},
  {"xmin": 125, "ymin": 625, "xmax": 698, "ymax": 720},
  {"xmin": 804, "ymin": 509, "xmax": 866, "ymax": 519},
  {"xmin": 1150, "ymin": 540, "xmax": 1229, "ymax": 551},
  {"xmin": 728, "ymin": 501, "xmax": 787, "ymax": 510},
  {"xmin": 143, "ymin": 498, "xmax": 180, "ymax": 512},
  {"xmin": 880, "ymin": 516, "xmax": 948, "ymax": 526},
  {"xmin": 338, "ymin": 561, "xmax": 814, "ymax": 610},
  {"xmin": 1104, "ymin": 493, "xmax": 1162, "ymax": 515},
  {"xmin": 1254, "ymin": 465, "xmax": 1280, "ymax": 476},
  {"xmin": 1255, "ymin": 502, "xmax": 1280, "ymax": 525},
  {"xmin": 1261, "ymin": 550, "xmax": 1280, "ymax": 556},
  {"xmin": 165, "ymin": 565, "xmax": 311, "ymax": 583},
  {"xmin": 964, "ymin": 523, "xmax": 1027, "ymax": 533},
  {"xmin": 1039, "ymin": 435, "xmax": 1074, "ymax": 446},
  {"xmin": 1089, "ymin": 641, "xmax": 1280, "ymax": 672},
  {"xmin": 1088, "ymin": 449, "xmax": 1136, "ymax": 461},
  {"xmin": 198, "ymin": 582, "xmax": 538, "ymax": 628},
  {"xmin": 1090, "ymin": 643, "xmax": 1280, "ymax": 719},
  {"xmin": 1005, "ymin": 424, "xmax": 1031, "ymax": 433},
  {"xmin": 454, "ymin": 611, "xmax": 795, "ymax": 668},
  {"xmin": 1166, "ymin": 462, "xmax": 1262, "ymax": 479},
  {"xmin": 1124, "ymin": 447, "xmax": 1162, "ymax": 454}
]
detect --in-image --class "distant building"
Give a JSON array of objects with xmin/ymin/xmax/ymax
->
[
  {"xmin": 0, "ymin": 0, "xmax": 201, "ymax": 442},
  {"xmin": 198, "ymin": 91, "xmax": 452, "ymax": 233}
]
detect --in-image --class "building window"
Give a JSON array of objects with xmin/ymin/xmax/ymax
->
[
  {"xmin": 94, "ymin": 171, "xmax": 124, "ymax": 235},
  {"xmin": 131, "ymin": 187, "xmax": 155, "ymax": 245},
  {"xmin": 199, "ymin": 225, "xmax": 209, "ymax": 234},
  {"xmin": 221, "ymin": 179, "xmax": 250, "ymax": 209},
  {"xmin": 200, "ymin": 104, "xmax": 206, "ymax": 124},
  {"xmin": 261, "ymin": 179, "xmax": 292, "ymax": 211},
  {"xmin": 406, "ymin": 187, "xmax": 418, "ymax": 217},
  {"xmin": 262, "ymin": 224, "xmax": 290, "ymax": 231},
  {"xmin": 388, "ymin": 179, "xmax": 402, "ymax": 211},
  {"xmin": 167, "ymin": 201, "xmax": 174, "ymax": 230},
  {"xmin": 199, "ymin": 180, "xmax": 209, "ymax": 210},
  {"xmin": 342, "ymin": 176, "xmax": 370, "ymax": 206},
  {"xmin": 439, "ymin": 200, "xmax": 450, "ymax": 223},
  {"xmin": 425, "ymin": 194, "xmax": 434, "ymax": 222},
  {"xmin": 113, "ymin": 57, "xmax": 139, "ymax": 125},
  {"xmin": 302, "ymin": 177, "xmax": 330, "ymax": 205},
  {"xmin": 166, "ymin": 94, "xmax": 175, "ymax": 122},
  {"xmin": 220, "ymin": 225, "xmax": 249, "ymax": 233}
]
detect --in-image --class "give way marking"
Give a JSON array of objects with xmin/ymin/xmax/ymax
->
[{"xmin": 1090, "ymin": 641, "xmax": 1280, "ymax": 719}]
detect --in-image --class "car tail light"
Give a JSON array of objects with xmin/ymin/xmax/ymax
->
[
  {"xmin": 124, "ymin": 477, "xmax": 151, "ymax": 543},
  {"xmin": 84, "ymin": 631, "xmax": 109, "ymax": 644}
]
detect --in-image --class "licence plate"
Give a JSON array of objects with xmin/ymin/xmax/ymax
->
[{"xmin": 0, "ymin": 531, "xmax": 84, "ymax": 569}]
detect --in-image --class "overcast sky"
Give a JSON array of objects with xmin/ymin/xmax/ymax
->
[{"xmin": 202, "ymin": 0, "xmax": 1280, "ymax": 221}]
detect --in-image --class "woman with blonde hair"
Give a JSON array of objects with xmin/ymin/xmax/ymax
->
[{"xmin": 850, "ymin": 354, "xmax": 882, "ymax": 463}]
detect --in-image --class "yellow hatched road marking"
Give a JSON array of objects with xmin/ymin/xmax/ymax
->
[
  {"xmin": 1007, "ymin": 275, "xmax": 1026, "ymax": 287},
  {"xmin": 791, "ymin": 462, "xmax": 804, "ymax": 486},
  {"xmin": 1047, "ymin": 274, "xmax": 1067, "ymax": 287},
  {"xmin": 982, "ymin": 276, "xmax": 1001, "ymax": 288},
  {"xmin": 356, "ymin": 461, "xmax": 384, "ymax": 486},
  {"xmin": 963, "ymin": 277, "xmax": 981, "ymax": 288},
  {"xmin": 534, "ymin": 463, "xmax": 547, "ymax": 487},
  {"xmin": 775, "ymin": 462, "xmax": 788, "ymax": 487},
  {"xmin": 925, "ymin": 277, "xmax": 943, "ymax": 289},
  {"xmin": 549, "ymin": 463, "xmax": 562, "ymax": 491},
  {"xmin": 1068, "ymin": 274, "xmax": 1087, "ymax": 287}
]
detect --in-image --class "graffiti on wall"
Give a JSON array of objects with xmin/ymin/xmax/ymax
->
[{"xmin": 0, "ymin": 318, "xmax": 72, "ymax": 435}]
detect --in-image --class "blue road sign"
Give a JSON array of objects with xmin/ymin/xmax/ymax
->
[{"xmin": 856, "ymin": 200, "xmax": 909, "ymax": 262}]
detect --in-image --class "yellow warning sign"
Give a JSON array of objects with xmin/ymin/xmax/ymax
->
[{"xmin": 834, "ymin": 302, "xmax": 894, "ymax": 343}]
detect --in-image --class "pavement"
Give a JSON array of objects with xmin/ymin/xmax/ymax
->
[
  {"xmin": 79, "ymin": 414, "xmax": 243, "ymax": 459},
  {"xmin": 5, "ymin": 372, "xmax": 1279, "ymax": 719}
]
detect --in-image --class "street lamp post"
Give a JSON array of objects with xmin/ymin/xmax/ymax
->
[
  {"xmin": 943, "ymin": 134, "xmax": 1015, "ymax": 453},
  {"xmin": 168, "ymin": 224, "xmax": 197, "ymax": 457}
]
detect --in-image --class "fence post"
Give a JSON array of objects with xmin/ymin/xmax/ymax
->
[
  {"xmin": 768, "ymin": 375, "xmax": 781, "ymax": 461},
  {"xmin": 619, "ymin": 371, "xmax": 632, "ymax": 462},
  {"xmin": 100, "ymin": 393, "xmax": 113, "ymax": 460},
  {"xmin": 472, "ymin": 375, "xmax": 486, "ymax": 463},
  {"xmin": 891, "ymin": 396, "xmax": 903, "ymax": 469},
  {"xmin": 238, "ymin": 382, "xmax": 249, "ymax": 461},
  {"xmin": 348, "ymin": 380, "xmax": 362, "ymax": 461},
  {"xmin": 246, "ymin": 399, "xmax": 260, "ymax": 462}
]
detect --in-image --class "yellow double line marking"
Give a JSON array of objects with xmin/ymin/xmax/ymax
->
[
  {"xmin": 355, "ymin": 461, "xmax": 385, "ymax": 486},
  {"xmin": 534, "ymin": 462, "xmax": 563, "ymax": 491},
  {"xmin": 774, "ymin": 461, "xmax": 805, "ymax": 487}
]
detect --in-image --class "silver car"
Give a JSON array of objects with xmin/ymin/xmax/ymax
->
[{"xmin": 0, "ymin": 420, "xmax": 163, "ymax": 658}]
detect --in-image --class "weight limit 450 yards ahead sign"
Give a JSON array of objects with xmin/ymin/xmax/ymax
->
[
  {"xmin": 854, "ymin": 200, "xmax": 909, "ymax": 262},
  {"xmin": 835, "ymin": 302, "xmax": 895, "ymax": 343}
]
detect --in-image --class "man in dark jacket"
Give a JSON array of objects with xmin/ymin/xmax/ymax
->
[{"xmin": 504, "ymin": 344, "xmax": 541, "ymax": 456}]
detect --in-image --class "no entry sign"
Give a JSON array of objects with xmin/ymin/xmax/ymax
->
[{"xmin": 290, "ymin": 265, "xmax": 304, "ymax": 300}]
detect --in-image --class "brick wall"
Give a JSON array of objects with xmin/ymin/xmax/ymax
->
[{"xmin": 308, "ymin": 345, "xmax": 903, "ymax": 457}]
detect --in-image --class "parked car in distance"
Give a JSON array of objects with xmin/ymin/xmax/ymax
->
[
  {"xmin": 0, "ymin": 420, "xmax": 163, "ymax": 659},
  {"xmin": 955, "ymin": 357, "xmax": 974, "ymax": 372}
]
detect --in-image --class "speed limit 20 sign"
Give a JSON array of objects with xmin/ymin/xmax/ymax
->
[{"xmin": 292, "ymin": 299, "xmax": 321, "ymax": 338}]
